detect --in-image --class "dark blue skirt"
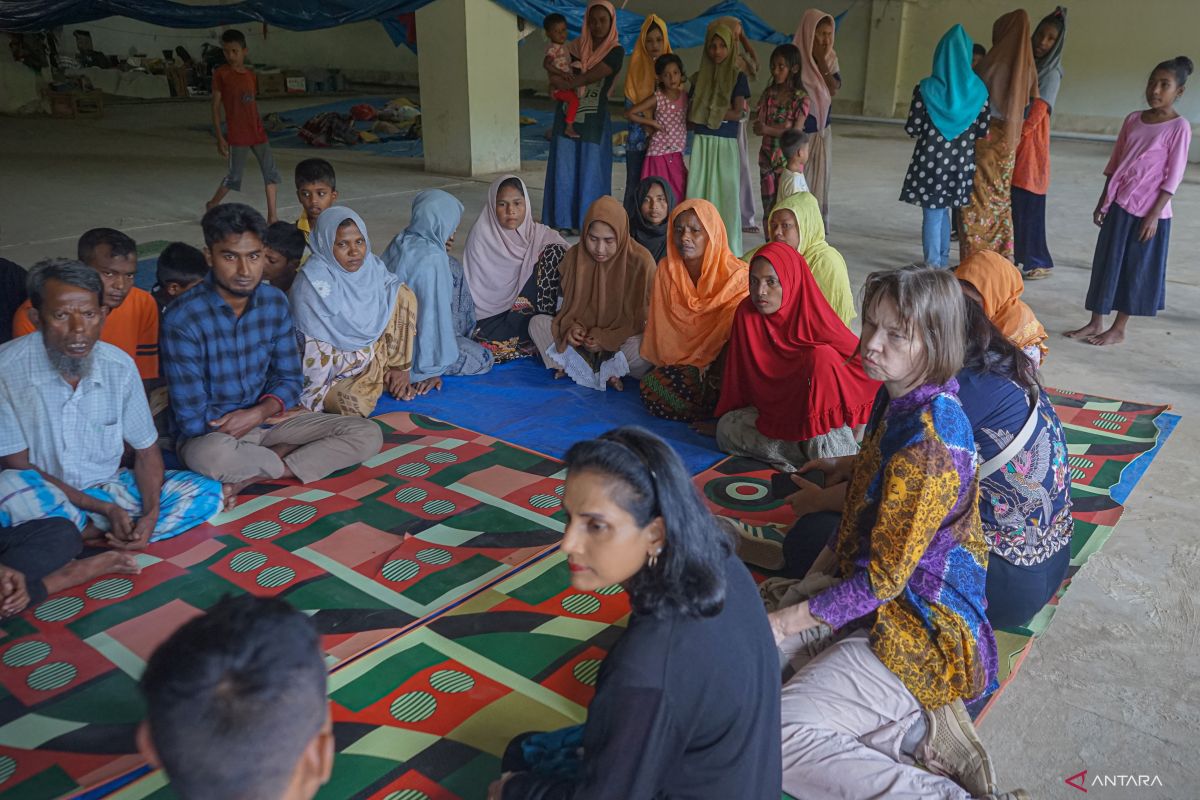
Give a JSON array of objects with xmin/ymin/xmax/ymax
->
[
  {"xmin": 542, "ymin": 113, "xmax": 613, "ymax": 231},
  {"xmin": 1012, "ymin": 186, "xmax": 1053, "ymax": 270},
  {"xmin": 1085, "ymin": 203, "xmax": 1170, "ymax": 316}
]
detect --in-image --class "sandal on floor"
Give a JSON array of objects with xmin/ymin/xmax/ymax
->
[{"xmin": 1022, "ymin": 267, "xmax": 1053, "ymax": 280}]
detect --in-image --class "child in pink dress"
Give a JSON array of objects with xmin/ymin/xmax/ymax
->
[
  {"xmin": 1066, "ymin": 56, "xmax": 1192, "ymax": 346},
  {"xmin": 543, "ymin": 14, "xmax": 580, "ymax": 139},
  {"xmin": 625, "ymin": 54, "xmax": 689, "ymax": 203}
]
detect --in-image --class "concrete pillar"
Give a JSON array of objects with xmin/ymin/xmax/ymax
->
[
  {"xmin": 861, "ymin": 0, "xmax": 908, "ymax": 118},
  {"xmin": 416, "ymin": 0, "xmax": 521, "ymax": 175}
]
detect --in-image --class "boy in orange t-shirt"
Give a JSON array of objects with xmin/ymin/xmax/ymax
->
[
  {"xmin": 12, "ymin": 229, "xmax": 159, "ymax": 381},
  {"xmin": 205, "ymin": 29, "xmax": 280, "ymax": 223}
]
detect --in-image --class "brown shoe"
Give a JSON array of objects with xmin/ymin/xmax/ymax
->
[{"xmin": 916, "ymin": 698, "xmax": 997, "ymax": 797}]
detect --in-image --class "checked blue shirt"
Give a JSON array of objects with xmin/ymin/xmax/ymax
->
[{"xmin": 161, "ymin": 275, "xmax": 301, "ymax": 439}]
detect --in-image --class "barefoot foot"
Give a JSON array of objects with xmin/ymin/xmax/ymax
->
[
  {"xmin": 1064, "ymin": 321, "xmax": 1103, "ymax": 339},
  {"xmin": 553, "ymin": 369, "xmax": 566, "ymax": 380},
  {"xmin": 43, "ymin": 551, "xmax": 141, "ymax": 595},
  {"xmin": 1086, "ymin": 327, "xmax": 1125, "ymax": 346},
  {"xmin": 607, "ymin": 376, "xmax": 625, "ymax": 392},
  {"xmin": 222, "ymin": 478, "xmax": 256, "ymax": 510}
]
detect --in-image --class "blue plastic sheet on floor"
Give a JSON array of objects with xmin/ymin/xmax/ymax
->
[
  {"xmin": 371, "ymin": 358, "xmax": 723, "ymax": 473},
  {"xmin": 212, "ymin": 97, "xmax": 617, "ymax": 162},
  {"xmin": 1110, "ymin": 411, "xmax": 1179, "ymax": 505}
]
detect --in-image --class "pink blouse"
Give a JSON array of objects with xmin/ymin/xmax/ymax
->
[{"xmin": 1102, "ymin": 112, "xmax": 1192, "ymax": 219}]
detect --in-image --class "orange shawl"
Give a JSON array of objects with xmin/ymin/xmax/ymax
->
[
  {"xmin": 956, "ymin": 251, "xmax": 1048, "ymax": 354},
  {"xmin": 641, "ymin": 199, "xmax": 749, "ymax": 367},
  {"xmin": 1013, "ymin": 97, "xmax": 1050, "ymax": 193},
  {"xmin": 552, "ymin": 196, "xmax": 657, "ymax": 352},
  {"xmin": 624, "ymin": 14, "xmax": 671, "ymax": 106},
  {"xmin": 975, "ymin": 10, "xmax": 1038, "ymax": 151}
]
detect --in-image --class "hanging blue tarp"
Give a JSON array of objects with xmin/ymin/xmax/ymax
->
[
  {"xmin": 1, "ymin": 0, "xmax": 790, "ymax": 47},
  {"xmin": 497, "ymin": 0, "xmax": 790, "ymax": 50}
]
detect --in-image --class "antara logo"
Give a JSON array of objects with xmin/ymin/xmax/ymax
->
[{"xmin": 1065, "ymin": 769, "xmax": 1165, "ymax": 792}]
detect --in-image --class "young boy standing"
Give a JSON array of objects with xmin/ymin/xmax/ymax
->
[
  {"xmin": 293, "ymin": 158, "xmax": 338, "ymax": 244},
  {"xmin": 775, "ymin": 130, "xmax": 812, "ymax": 204},
  {"xmin": 206, "ymin": 29, "xmax": 280, "ymax": 224}
]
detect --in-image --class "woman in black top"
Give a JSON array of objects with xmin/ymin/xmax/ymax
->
[{"xmin": 491, "ymin": 426, "xmax": 781, "ymax": 800}]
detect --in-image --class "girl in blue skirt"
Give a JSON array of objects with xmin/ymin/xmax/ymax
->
[{"xmin": 1066, "ymin": 56, "xmax": 1192, "ymax": 346}]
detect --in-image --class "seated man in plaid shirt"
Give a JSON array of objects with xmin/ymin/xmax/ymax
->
[
  {"xmin": 0, "ymin": 260, "xmax": 223, "ymax": 615},
  {"xmin": 162, "ymin": 203, "xmax": 382, "ymax": 498}
]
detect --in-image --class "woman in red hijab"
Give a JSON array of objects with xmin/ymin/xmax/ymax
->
[{"xmin": 715, "ymin": 241, "xmax": 878, "ymax": 471}]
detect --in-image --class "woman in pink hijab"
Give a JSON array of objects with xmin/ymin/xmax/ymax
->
[
  {"xmin": 464, "ymin": 175, "xmax": 568, "ymax": 362},
  {"xmin": 793, "ymin": 9, "xmax": 840, "ymax": 230}
]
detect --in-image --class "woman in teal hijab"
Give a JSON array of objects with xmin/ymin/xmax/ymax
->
[
  {"xmin": 899, "ymin": 24, "xmax": 990, "ymax": 268},
  {"xmin": 383, "ymin": 190, "xmax": 493, "ymax": 399}
]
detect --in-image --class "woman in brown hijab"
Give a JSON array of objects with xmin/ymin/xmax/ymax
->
[
  {"xmin": 959, "ymin": 10, "xmax": 1037, "ymax": 261},
  {"xmin": 528, "ymin": 196, "xmax": 657, "ymax": 391}
]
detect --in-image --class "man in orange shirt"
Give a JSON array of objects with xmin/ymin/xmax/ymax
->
[{"xmin": 12, "ymin": 228, "xmax": 159, "ymax": 381}]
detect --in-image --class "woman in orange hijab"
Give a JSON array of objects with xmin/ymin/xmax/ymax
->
[
  {"xmin": 956, "ymin": 250, "xmax": 1048, "ymax": 365},
  {"xmin": 640, "ymin": 199, "xmax": 749, "ymax": 421}
]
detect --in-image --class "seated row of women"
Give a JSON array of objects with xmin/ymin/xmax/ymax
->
[
  {"xmin": 492, "ymin": 267, "xmax": 1038, "ymax": 800},
  {"xmin": 285, "ymin": 173, "xmax": 859, "ymax": 417}
]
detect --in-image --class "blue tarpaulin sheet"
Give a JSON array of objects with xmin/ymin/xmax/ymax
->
[
  {"xmin": 1, "ymin": 0, "xmax": 790, "ymax": 49},
  {"xmin": 372, "ymin": 359, "xmax": 723, "ymax": 474}
]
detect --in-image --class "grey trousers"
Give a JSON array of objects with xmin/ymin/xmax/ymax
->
[
  {"xmin": 179, "ymin": 411, "xmax": 382, "ymax": 485},
  {"xmin": 780, "ymin": 632, "xmax": 970, "ymax": 800},
  {"xmin": 527, "ymin": 314, "xmax": 652, "ymax": 380},
  {"xmin": 716, "ymin": 406, "xmax": 859, "ymax": 472},
  {"xmin": 738, "ymin": 118, "xmax": 759, "ymax": 228},
  {"xmin": 223, "ymin": 142, "xmax": 282, "ymax": 191}
]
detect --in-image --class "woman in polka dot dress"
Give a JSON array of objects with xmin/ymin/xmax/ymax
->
[{"xmin": 900, "ymin": 24, "xmax": 989, "ymax": 269}]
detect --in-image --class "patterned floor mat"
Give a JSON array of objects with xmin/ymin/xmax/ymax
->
[
  {"xmin": 0, "ymin": 391, "xmax": 1174, "ymax": 798},
  {"xmin": 0, "ymin": 413, "xmax": 573, "ymax": 800},
  {"xmin": 102, "ymin": 550, "xmax": 629, "ymax": 800},
  {"xmin": 693, "ymin": 388, "xmax": 1176, "ymax": 724}
]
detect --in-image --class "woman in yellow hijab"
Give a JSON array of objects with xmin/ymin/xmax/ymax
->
[
  {"xmin": 751, "ymin": 192, "xmax": 855, "ymax": 325},
  {"xmin": 622, "ymin": 15, "xmax": 670, "ymax": 210}
]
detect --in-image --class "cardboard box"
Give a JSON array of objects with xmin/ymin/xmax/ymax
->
[
  {"xmin": 283, "ymin": 70, "xmax": 306, "ymax": 93},
  {"xmin": 258, "ymin": 72, "xmax": 285, "ymax": 95}
]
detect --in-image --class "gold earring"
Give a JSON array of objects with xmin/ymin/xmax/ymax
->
[{"xmin": 648, "ymin": 548, "xmax": 662, "ymax": 569}]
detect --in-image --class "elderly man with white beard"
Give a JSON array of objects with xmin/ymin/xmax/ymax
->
[{"xmin": 0, "ymin": 259, "xmax": 221, "ymax": 616}]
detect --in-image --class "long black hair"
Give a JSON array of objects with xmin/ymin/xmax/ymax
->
[
  {"xmin": 564, "ymin": 426, "xmax": 733, "ymax": 619},
  {"xmin": 962, "ymin": 295, "xmax": 1040, "ymax": 390}
]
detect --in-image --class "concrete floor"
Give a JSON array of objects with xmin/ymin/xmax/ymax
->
[{"xmin": 2, "ymin": 97, "xmax": 1197, "ymax": 799}]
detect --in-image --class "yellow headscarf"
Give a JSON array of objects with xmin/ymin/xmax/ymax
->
[
  {"xmin": 624, "ymin": 14, "xmax": 671, "ymax": 106},
  {"xmin": 747, "ymin": 192, "xmax": 856, "ymax": 325}
]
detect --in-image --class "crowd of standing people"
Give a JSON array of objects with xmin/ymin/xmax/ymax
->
[{"xmin": 0, "ymin": 3, "xmax": 1193, "ymax": 799}]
